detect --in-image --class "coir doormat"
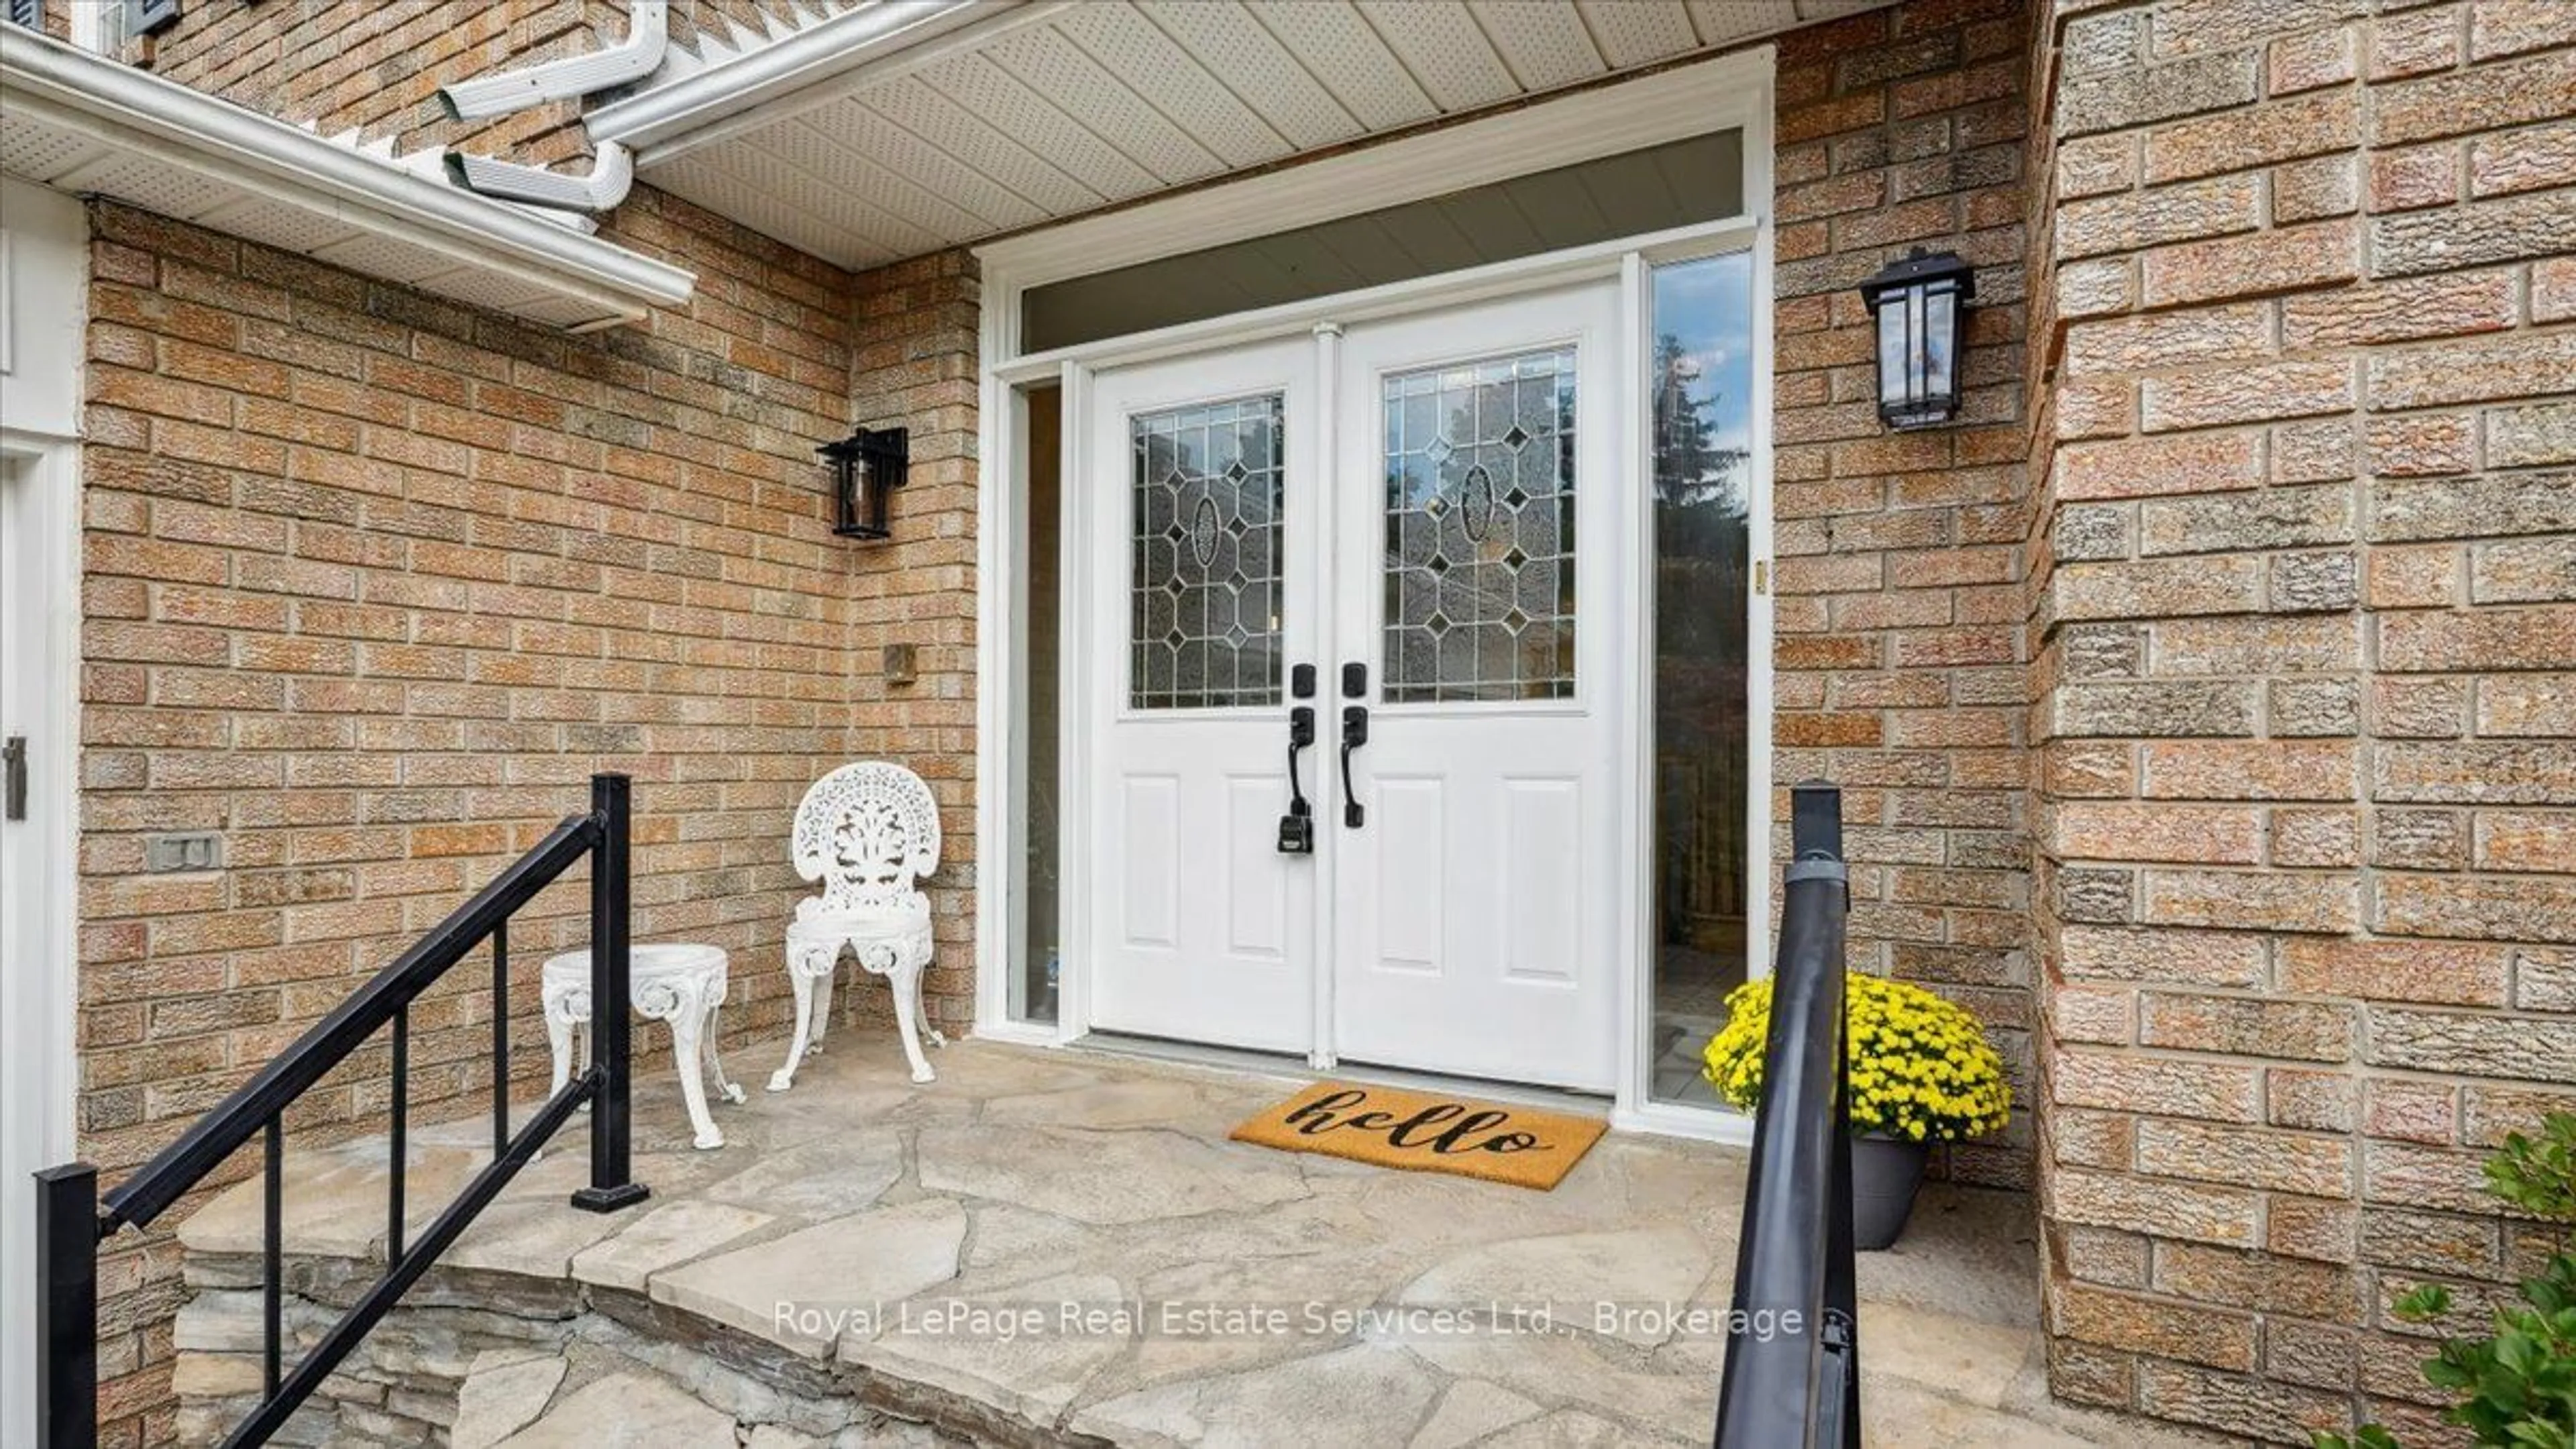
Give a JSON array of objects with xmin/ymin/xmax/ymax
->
[{"xmin": 1229, "ymin": 1081, "xmax": 1607, "ymax": 1191}]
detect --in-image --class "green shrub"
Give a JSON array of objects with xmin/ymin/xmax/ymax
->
[{"xmin": 2317, "ymin": 1112, "xmax": 2576, "ymax": 1449}]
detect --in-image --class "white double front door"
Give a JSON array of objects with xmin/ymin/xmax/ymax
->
[{"xmin": 1084, "ymin": 281, "xmax": 1622, "ymax": 1091}]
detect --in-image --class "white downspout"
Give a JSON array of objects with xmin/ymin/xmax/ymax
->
[
  {"xmin": 437, "ymin": 0, "xmax": 668, "ymax": 119},
  {"xmin": 444, "ymin": 140, "xmax": 635, "ymax": 213}
]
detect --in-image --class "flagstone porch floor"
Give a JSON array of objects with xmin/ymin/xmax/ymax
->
[{"xmin": 177, "ymin": 1034, "xmax": 2220, "ymax": 1447}]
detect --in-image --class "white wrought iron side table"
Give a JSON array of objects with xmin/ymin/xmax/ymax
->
[{"xmin": 541, "ymin": 942, "xmax": 745, "ymax": 1150}]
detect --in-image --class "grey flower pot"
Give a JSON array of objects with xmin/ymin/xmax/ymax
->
[{"xmin": 1851, "ymin": 1132, "xmax": 1929, "ymax": 1250}]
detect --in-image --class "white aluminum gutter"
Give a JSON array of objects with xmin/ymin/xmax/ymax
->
[
  {"xmin": 439, "ymin": 0, "xmax": 667, "ymax": 119},
  {"xmin": 0, "ymin": 25, "xmax": 692, "ymax": 326},
  {"xmin": 586, "ymin": 0, "xmax": 1050, "ymax": 162}
]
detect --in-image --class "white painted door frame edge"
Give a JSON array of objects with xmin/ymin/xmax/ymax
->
[
  {"xmin": 0, "ymin": 434, "xmax": 80, "ymax": 1154},
  {"xmin": 0, "ymin": 431, "xmax": 83, "ymax": 1449},
  {"xmin": 973, "ymin": 48, "xmax": 1776, "ymax": 1142}
]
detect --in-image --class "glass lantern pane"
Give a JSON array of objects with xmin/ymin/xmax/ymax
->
[
  {"xmin": 1875, "ymin": 301, "xmax": 1909, "ymax": 411},
  {"xmin": 1904, "ymin": 286, "xmax": 1928, "ymax": 405},
  {"xmin": 1923, "ymin": 282, "xmax": 1957, "ymax": 407}
]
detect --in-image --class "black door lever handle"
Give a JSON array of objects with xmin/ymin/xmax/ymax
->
[
  {"xmin": 2, "ymin": 735, "xmax": 23, "ymax": 822},
  {"xmin": 1338, "ymin": 705, "xmax": 1368, "ymax": 828},
  {"xmin": 1278, "ymin": 706, "xmax": 1317, "ymax": 854}
]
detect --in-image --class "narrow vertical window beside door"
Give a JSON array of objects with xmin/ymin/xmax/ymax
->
[
  {"xmin": 1017, "ymin": 385, "xmax": 1063, "ymax": 1024},
  {"xmin": 1647, "ymin": 252, "xmax": 1757, "ymax": 1108},
  {"xmin": 1130, "ymin": 396, "xmax": 1285, "ymax": 710},
  {"xmin": 1381, "ymin": 347, "xmax": 1577, "ymax": 704}
]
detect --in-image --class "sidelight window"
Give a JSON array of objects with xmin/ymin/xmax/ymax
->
[{"xmin": 1646, "ymin": 250, "xmax": 1757, "ymax": 1108}]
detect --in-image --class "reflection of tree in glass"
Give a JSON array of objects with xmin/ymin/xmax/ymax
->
[
  {"xmin": 1652, "ymin": 327, "xmax": 1751, "ymax": 941},
  {"xmin": 1653, "ymin": 331, "xmax": 1749, "ymax": 511},
  {"xmin": 1654, "ymin": 329, "xmax": 1750, "ymax": 668}
]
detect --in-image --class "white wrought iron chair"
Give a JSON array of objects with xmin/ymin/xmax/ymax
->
[{"xmin": 769, "ymin": 761, "xmax": 947, "ymax": 1089}]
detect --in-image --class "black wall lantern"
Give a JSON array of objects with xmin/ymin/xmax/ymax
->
[
  {"xmin": 1858, "ymin": 248, "xmax": 1975, "ymax": 430},
  {"xmin": 820, "ymin": 425, "xmax": 907, "ymax": 540}
]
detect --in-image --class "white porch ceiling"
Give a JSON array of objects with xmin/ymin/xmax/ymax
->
[{"xmin": 621, "ymin": 0, "xmax": 1889, "ymax": 272}]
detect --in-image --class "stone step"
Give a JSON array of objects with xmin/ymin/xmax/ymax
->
[{"xmin": 459, "ymin": 1342, "xmax": 968, "ymax": 1449}]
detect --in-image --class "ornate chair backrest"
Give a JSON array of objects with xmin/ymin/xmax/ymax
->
[{"xmin": 792, "ymin": 762, "xmax": 941, "ymax": 916}]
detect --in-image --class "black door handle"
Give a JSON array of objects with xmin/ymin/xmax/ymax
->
[
  {"xmin": 3, "ymin": 735, "xmax": 23, "ymax": 822},
  {"xmin": 1278, "ymin": 707, "xmax": 1316, "ymax": 854},
  {"xmin": 1338, "ymin": 705, "xmax": 1368, "ymax": 828}
]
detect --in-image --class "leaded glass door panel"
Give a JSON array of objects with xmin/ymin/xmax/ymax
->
[
  {"xmin": 1085, "ymin": 335, "xmax": 1319, "ymax": 1054},
  {"xmin": 1128, "ymin": 394, "xmax": 1285, "ymax": 711},
  {"xmin": 1327, "ymin": 281, "xmax": 1623, "ymax": 1092}
]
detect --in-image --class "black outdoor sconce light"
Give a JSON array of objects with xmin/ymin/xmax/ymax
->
[
  {"xmin": 821, "ymin": 425, "xmax": 908, "ymax": 540},
  {"xmin": 1858, "ymin": 248, "xmax": 1975, "ymax": 430}
]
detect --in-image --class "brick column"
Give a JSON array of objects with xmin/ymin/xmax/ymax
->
[
  {"xmin": 845, "ymin": 250, "xmax": 981, "ymax": 1035},
  {"xmin": 1771, "ymin": 0, "xmax": 2040, "ymax": 1187},
  {"xmin": 2027, "ymin": 1, "xmax": 2576, "ymax": 1441}
]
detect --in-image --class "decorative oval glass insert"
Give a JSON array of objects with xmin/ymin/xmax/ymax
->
[
  {"xmin": 1189, "ymin": 495, "xmax": 1222, "ymax": 567},
  {"xmin": 1459, "ymin": 464, "xmax": 1496, "ymax": 542},
  {"xmin": 1380, "ymin": 344, "xmax": 1576, "ymax": 704}
]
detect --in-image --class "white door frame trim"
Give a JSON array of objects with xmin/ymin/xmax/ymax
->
[
  {"xmin": 1306, "ymin": 320, "xmax": 1342, "ymax": 1073},
  {"xmin": 972, "ymin": 48, "xmax": 1776, "ymax": 1143},
  {"xmin": 0, "ymin": 432, "xmax": 81, "ymax": 1157},
  {"xmin": 0, "ymin": 431, "xmax": 83, "ymax": 1449}
]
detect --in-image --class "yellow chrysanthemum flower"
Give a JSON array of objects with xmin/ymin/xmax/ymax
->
[{"xmin": 1699, "ymin": 972, "xmax": 2012, "ymax": 1144}]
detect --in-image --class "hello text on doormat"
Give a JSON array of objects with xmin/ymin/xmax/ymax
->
[{"xmin": 1228, "ymin": 1081, "xmax": 1608, "ymax": 1191}]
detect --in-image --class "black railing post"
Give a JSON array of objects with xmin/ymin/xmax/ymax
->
[
  {"xmin": 1803, "ymin": 785, "xmax": 1862, "ymax": 1449},
  {"xmin": 572, "ymin": 771, "xmax": 649, "ymax": 1214},
  {"xmin": 492, "ymin": 919, "xmax": 510, "ymax": 1157},
  {"xmin": 1713, "ymin": 779, "xmax": 1857, "ymax": 1449},
  {"xmin": 262, "ymin": 1116, "xmax": 282, "ymax": 1398},
  {"xmin": 36, "ymin": 1163, "xmax": 98, "ymax": 1449}
]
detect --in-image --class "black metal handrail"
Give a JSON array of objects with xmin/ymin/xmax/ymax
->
[
  {"xmin": 36, "ymin": 773, "xmax": 651, "ymax": 1448},
  {"xmin": 1713, "ymin": 779, "xmax": 1860, "ymax": 1449}
]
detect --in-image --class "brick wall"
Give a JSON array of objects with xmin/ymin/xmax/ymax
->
[
  {"xmin": 146, "ymin": 1, "xmax": 591, "ymax": 164},
  {"xmin": 2027, "ymin": 0, "xmax": 2576, "ymax": 1441},
  {"xmin": 1771, "ymin": 0, "xmax": 2040, "ymax": 1189},
  {"xmin": 843, "ymin": 248, "xmax": 981, "ymax": 1031},
  {"xmin": 75, "ymin": 184, "xmax": 867, "ymax": 1445}
]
